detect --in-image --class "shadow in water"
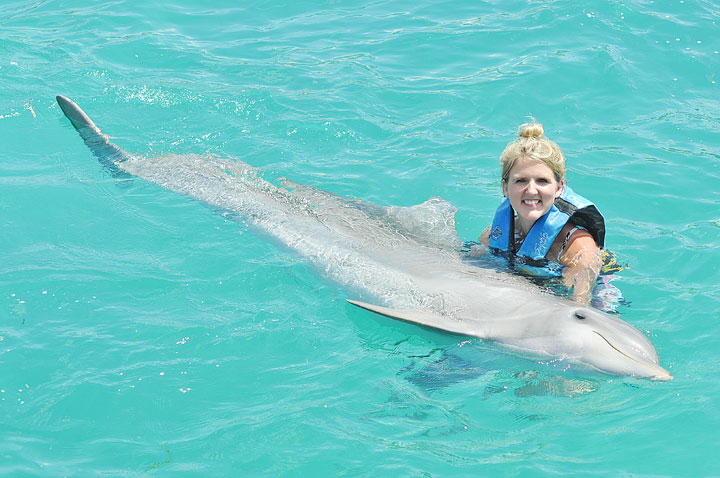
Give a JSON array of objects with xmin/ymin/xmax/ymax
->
[{"xmin": 399, "ymin": 343, "xmax": 600, "ymax": 399}]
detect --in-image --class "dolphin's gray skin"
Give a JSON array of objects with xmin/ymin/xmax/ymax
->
[
  {"xmin": 56, "ymin": 95, "xmax": 672, "ymax": 381},
  {"xmin": 56, "ymin": 96, "xmax": 133, "ymax": 177}
]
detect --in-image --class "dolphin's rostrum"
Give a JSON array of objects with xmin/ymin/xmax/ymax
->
[{"xmin": 56, "ymin": 95, "xmax": 672, "ymax": 381}]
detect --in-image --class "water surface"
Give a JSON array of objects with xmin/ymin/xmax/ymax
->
[{"xmin": 2, "ymin": 1, "xmax": 719, "ymax": 476}]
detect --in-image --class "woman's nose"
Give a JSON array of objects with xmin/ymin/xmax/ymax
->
[{"xmin": 526, "ymin": 180, "xmax": 538, "ymax": 193}]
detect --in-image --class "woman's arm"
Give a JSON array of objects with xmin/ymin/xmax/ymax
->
[
  {"xmin": 467, "ymin": 226, "xmax": 491, "ymax": 256},
  {"xmin": 479, "ymin": 226, "xmax": 490, "ymax": 247},
  {"xmin": 554, "ymin": 227, "xmax": 602, "ymax": 305}
]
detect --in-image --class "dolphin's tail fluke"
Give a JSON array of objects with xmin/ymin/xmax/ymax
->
[{"xmin": 56, "ymin": 95, "xmax": 133, "ymax": 176}]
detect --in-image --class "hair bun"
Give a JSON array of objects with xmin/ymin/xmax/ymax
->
[{"xmin": 518, "ymin": 122, "xmax": 544, "ymax": 139}]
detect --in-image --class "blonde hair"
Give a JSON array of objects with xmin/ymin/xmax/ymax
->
[{"xmin": 499, "ymin": 122, "xmax": 566, "ymax": 183}]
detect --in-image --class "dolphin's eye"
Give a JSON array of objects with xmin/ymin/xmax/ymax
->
[{"xmin": 574, "ymin": 312, "xmax": 587, "ymax": 320}]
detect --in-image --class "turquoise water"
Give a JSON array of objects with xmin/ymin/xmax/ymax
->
[{"xmin": 2, "ymin": 0, "xmax": 720, "ymax": 476}]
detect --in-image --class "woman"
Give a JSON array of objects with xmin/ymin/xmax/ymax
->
[{"xmin": 477, "ymin": 122, "xmax": 606, "ymax": 305}]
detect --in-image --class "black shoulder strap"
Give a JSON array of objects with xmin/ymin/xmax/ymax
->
[{"xmin": 554, "ymin": 198, "xmax": 606, "ymax": 248}]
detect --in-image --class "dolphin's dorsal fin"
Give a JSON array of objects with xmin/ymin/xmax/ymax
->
[{"xmin": 347, "ymin": 299, "xmax": 479, "ymax": 337}]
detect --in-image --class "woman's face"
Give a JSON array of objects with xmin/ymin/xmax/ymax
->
[{"xmin": 502, "ymin": 157, "xmax": 564, "ymax": 230}]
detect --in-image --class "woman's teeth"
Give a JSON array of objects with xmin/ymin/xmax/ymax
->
[{"xmin": 522, "ymin": 199, "xmax": 540, "ymax": 206}]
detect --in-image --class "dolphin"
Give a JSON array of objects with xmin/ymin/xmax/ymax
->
[{"xmin": 56, "ymin": 95, "xmax": 672, "ymax": 381}]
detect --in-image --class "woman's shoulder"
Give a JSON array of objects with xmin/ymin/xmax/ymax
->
[{"xmin": 548, "ymin": 223, "xmax": 597, "ymax": 264}]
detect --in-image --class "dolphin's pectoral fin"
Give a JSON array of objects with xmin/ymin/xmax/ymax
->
[{"xmin": 347, "ymin": 299, "xmax": 479, "ymax": 337}]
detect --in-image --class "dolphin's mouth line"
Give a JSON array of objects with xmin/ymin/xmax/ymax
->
[{"xmin": 593, "ymin": 331, "xmax": 665, "ymax": 375}]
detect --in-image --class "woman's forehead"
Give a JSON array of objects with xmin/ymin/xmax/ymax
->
[{"xmin": 508, "ymin": 158, "xmax": 555, "ymax": 177}]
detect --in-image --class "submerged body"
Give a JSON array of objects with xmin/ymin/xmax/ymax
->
[{"xmin": 56, "ymin": 95, "xmax": 672, "ymax": 381}]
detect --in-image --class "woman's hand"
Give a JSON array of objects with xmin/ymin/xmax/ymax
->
[{"xmin": 467, "ymin": 227, "xmax": 491, "ymax": 257}]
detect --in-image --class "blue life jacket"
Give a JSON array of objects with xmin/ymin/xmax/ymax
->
[{"xmin": 488, "ymin": 185, "xmax": 605, "ymax": 277}]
